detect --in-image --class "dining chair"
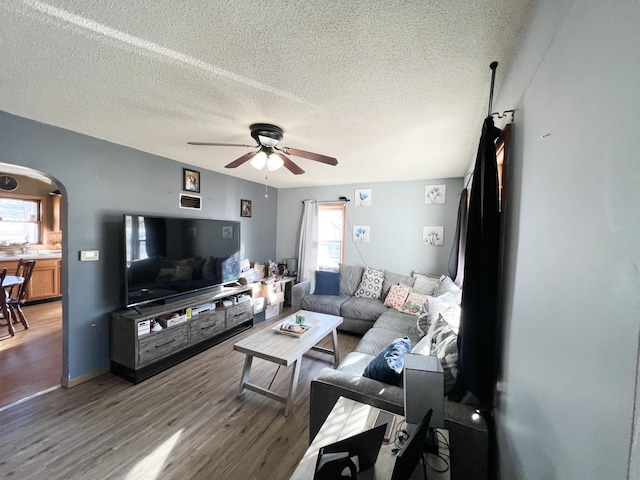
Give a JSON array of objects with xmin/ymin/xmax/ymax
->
[
  {"xmin": 0, "ymin": 268, "xmax": 14, "ymax": 337},
  {"xmin": 6, "ymin": 259, "xmax": 36, "ymax": 331}
]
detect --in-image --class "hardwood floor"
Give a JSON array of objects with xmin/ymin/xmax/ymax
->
[
  {"xmin": 0, "ymin": 307, "xmax": 362, "ymax": 479},
  {"xmin": 0, "ymin": 301, "xmax": 63, "ymax": 408}
]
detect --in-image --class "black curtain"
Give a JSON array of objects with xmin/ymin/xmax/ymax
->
[
  {"xmin": 457, "ymin": 116, "xmax": 502, "ymax": 411},
  {"xmin": 448, "ymin": 188, "xmax": 468, "ymax": 284}
]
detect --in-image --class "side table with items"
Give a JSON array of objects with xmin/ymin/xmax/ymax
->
[{"xmin": 290, "ymin": 396, "xmax": 451, "ymax": 479}]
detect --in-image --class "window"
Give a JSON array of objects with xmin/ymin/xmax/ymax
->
[
  {"xmin": 318, "ymin": 203, "xmax": 345, "ymax": 269},
  {"xmin": 0, "ymin": 196, "xmax": 42, "ymax": 244}
]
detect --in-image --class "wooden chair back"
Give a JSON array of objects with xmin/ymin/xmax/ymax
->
[{"xmin": 8, "ymin": 259, "xmax": 36, "ymax": 304}]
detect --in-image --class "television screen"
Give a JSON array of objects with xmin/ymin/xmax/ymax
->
[{"xmin": 123, "ymin": 214, "xmax": 241, "ymax": 308}]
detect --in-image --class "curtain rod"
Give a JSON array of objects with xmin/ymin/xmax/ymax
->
[{"xmin": 301, "ymin": 198, "xmax": 350, "ymax": 204}]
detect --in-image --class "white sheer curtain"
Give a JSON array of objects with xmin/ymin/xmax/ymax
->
[{"xmin": 297, "ymin": 200, "xmax": 318, "ymax": 283}]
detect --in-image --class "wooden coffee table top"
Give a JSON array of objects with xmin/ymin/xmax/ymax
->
[{"xmin": 233, "ymin": 310, "xmax": 343, "ymax": 366}]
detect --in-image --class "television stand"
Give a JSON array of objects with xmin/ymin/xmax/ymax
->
[{"xmin": 110, "ymin": 285, "xmax": 254, "ymax": 383}]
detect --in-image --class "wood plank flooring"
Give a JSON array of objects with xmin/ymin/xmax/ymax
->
[
  {"xmin": 0, "ymin": 301, "xmax": 62, "ymax": 408},
  {"xmin": 0, "ymin": 307, "xmax": 362, "ymax": 479}
]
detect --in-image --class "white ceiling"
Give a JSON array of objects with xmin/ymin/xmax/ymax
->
[{"xmin": 0, "ymin": 0, "xmax": 531, "ymax": 188}]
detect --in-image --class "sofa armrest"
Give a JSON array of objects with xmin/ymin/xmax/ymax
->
[
  {"xmin": 309, "ymin": 368, "xmax": 405, "ymax": 443},
  {"xmin": 291, "ymin": 280, "xmax": 310, "ymax": 312}
]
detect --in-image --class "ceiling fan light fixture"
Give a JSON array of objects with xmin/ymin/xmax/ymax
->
[
  {"xmin": 267, "ymin": 154, "xmax": 284, "ymax": 171},
  {"xmin": 250, "ymin": 150, "xmax": 267, "ymax": 169}
]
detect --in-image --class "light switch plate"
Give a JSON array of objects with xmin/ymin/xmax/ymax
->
[{"xmin": 80, "ymin": 250, "xmax": 100, "ymax": 261}]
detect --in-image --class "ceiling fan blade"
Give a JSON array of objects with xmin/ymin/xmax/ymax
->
[
  {"xmin": 282, "ymin": 147, "xmax": 338, "ymax": 166},
  {"xmin": 225, "ymin": 151, "xmax": 258, "ymax": 169},
  {"xmin": 277, "ymin": 153, "xmax": 305, "ymax": 175},
  {"xmin": 188, "ymin": 142, "xmax": 256, "ymax": 148}
]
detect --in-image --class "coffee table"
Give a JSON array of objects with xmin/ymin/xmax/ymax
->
[{"xmin": 233, "ymin": 310, "xmax": 342, "ymax": 416}]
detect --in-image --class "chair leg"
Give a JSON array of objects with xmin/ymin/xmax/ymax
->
[
  {"xmin": 1, "ymin": 304, "xmax": 14, "ymax": 336},
  {"xmin": 14, "ymin": 305, "xmax": 29, "ymax": 329}
]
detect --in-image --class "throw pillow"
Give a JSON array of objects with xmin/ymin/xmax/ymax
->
[
  {"xmin": 411, "ymin": 272, "xmax": 441, "ymax": 296},
  {"xmin": 314, "ymin": 270, "xmax": 340, "ymax": 295},
  {"xmin": 354, "ymin": 267, "xmax": 385, "ymax": 299},
  {"xmin": 383, "ymin": 284, "xmax": 411, "ymax": 310},
  {"xmin": 363, "ymin": 336, "xmax": 411, "ymax": 386},
  {"xmin": 382, "ymin": 270, "xmax": 415, "ymax": 300},
  {"xmin": 427, "ymin": 295, "xmax": 461, "ymax": 333},
  {"xmin": 400, "ymin": 291, "xmax": 428, "ymax": 316},
  {"xmin": 434, "ymin": 276, "xmax": 462, "ymax": 304},
  {"xmin": 339, "ymin": 264, "xmax": 365, "ymax": 296},
  {"xmin": 428, "ymin": 314, "xmax": 459, "ymax": 393}
]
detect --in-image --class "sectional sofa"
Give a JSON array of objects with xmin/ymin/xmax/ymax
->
[{"xmin": 291, "ymin": 264, "xmax": 488, "ymax": 480}]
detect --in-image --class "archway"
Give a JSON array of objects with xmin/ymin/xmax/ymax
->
[{"xmin": 0, "ymin": 163, "xmax": 66, "ymax": 408}]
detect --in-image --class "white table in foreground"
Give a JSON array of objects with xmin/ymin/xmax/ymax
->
[
  {"xmin": 290, "ymin": 396, "xmax": 450, "ymax": 480},
  {"xmin": 233, "ymin": 310, "xmax": 342, "ymax": 416}
]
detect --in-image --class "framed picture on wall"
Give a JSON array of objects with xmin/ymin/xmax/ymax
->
[
  {"xmin": 183, "ymin": 168, "xmax": 200, "ymax": 193},
  {"xmin": 241, "ymin": 199, "xmax": 252, "ymax": 217}
]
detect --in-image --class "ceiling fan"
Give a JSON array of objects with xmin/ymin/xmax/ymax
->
[{"xmin": 188, "ymin": 123, "xmax": 338, "ymax": 175}]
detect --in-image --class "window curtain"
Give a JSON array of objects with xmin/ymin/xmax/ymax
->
[
  {"xmin": 448, "ymin": 188, "xmax": 468, "ymax": 287},
  {"xmin": 457, "ymin": 116, "xmax": 501, "ymax": 412},
  {"xmin": 297, "ymin": 200, "xmax": 318, "ymax": 283}
]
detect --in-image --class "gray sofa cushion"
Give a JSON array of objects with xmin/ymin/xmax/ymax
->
[
  {"xmin": 354, "ymin": 327, "xmax": 412, "ymax": 356},
  {"xmin": 382, "ymin": 270, "xmax": 416, "ymax": 299},
  {"xmin": 374, "ymin": 309, "xmax": 422, "ymax": 338},
  {"xmin": 339, "ymin": 264, "xmax": 365, "ymax": 296},
  {"xmin": 301, "ymin": 294, "xmax": 349, "ymax": 316},
  {"xmin": 336, "ymin": 351, "xmax": 374, "ymax": 375},
  {"xmin": 340, "ymin": 296, "xmax": 387, "ymax": 321}
]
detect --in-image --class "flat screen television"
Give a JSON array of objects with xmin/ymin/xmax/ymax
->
[{"xmin": 123, "ymin": 214, "xmax": 241, "ymax": 308}]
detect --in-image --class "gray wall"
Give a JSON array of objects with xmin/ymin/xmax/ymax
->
[
  {"xmin": 276, "ymin": 178, "xmax": 463, "ymax": 277},
  {"xmin": 0, "ymin": 111, "xmax": 278, "ymax": 381},
  {"xmin": 494, "ymin": 0, "xmax": 640, "ymax": 478}
]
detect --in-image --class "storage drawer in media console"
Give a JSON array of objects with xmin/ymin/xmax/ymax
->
[
  {"xmin": 226, "ymin": 301, "xmax": 252, "ymax": 328},
  {"xmin": 189, "ymin": 309, "xmax": 226, "ymax": 344},
  {"xmin": 138, "ymin": 325, "xmax": 189, "ymax": 366}
]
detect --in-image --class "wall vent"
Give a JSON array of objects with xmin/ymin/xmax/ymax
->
[{"xmin": 179, "ymin": 194, "xmax": 202, "ymax": 210}]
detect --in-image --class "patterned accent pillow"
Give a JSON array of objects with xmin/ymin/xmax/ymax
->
[
  {"xmin": 412, "ymin": 272, "xmax": 441, "ymax": 295},
  {"xmin": 400, "ymin": 291, "xmax": 428, "ymax": 316},
  {"xmin": 383, "ymin": 284, "xmax": 411, "ymax": 310},
  {"xmin": 354, "ymin": 267, "xmax": 385, "ymax": 299},
  {"xmin": 428, "ymin": 314, "xmax": 459, "ymax": 393}
]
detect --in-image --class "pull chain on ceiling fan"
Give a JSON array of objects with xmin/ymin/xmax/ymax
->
[{"xmin": 188, "ymin": 123, "xmax": 338, "ymax": 176}]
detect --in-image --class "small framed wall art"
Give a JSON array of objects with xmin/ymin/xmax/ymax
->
[
  {"xmin": 423, "ymin": 226, "xmax": 444, "ymax": 246},
  {"xmin": 425, "ymin": 184, "xmax": 446, "ymax": 204},
  {"xmin": 355, "ymin": 188, "xmax": 372, "ymax": 207},
  {"xmin": 353, "ymin": 225, "xmax": 370, "ymax": 243},
  {"xmin": 241, "ymin": 199, "xmax": 252, "ymax": 217},
  {"xmin": 183, "ymin": 168, "xmax": 200, "ymax": 193}
]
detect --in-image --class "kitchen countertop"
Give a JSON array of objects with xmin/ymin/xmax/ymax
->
[{"xmin": 0, "ymin": 251, "xmax": 62, "ymax": 261}]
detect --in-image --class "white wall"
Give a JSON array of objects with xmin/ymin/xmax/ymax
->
[
  {"xmin": 494, "ymin": 1, "xmax": 640, "ymax": 478},
  {"xmin": 276, "ymin": 178, "xmax": 463, "ymax": 277}
]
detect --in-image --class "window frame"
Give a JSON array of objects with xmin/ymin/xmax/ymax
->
[
  {"xmin": 317, "ymin": 202, "xmax": 346, "ymax": 269},
  {"xmin": 0, "ymin": 193, "xmax": 44, "ymax": 245}
]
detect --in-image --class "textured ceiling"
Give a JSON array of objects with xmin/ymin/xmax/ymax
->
[{"xmin": 0, "ymin": 0, "xmax": 531, "ymax": 188}]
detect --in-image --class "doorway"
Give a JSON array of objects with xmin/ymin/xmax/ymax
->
[{"xmin": 0, "ymin": 164, "xmax": 64, "ymax": 409}]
